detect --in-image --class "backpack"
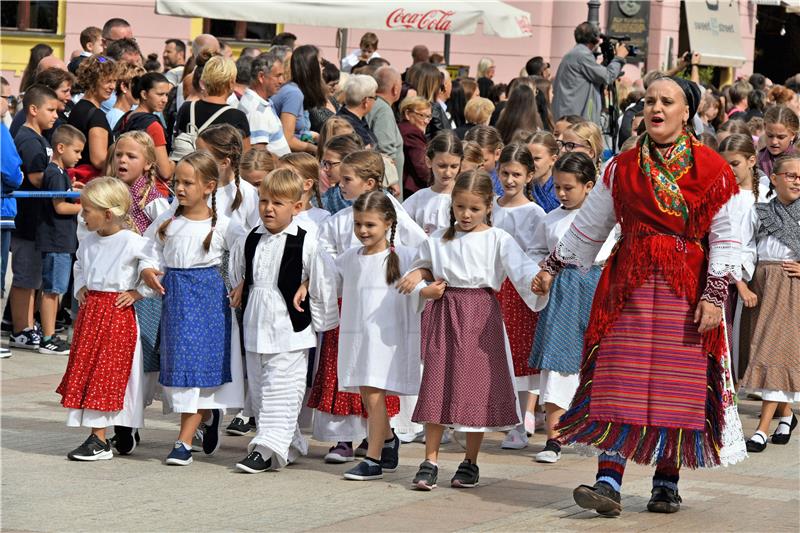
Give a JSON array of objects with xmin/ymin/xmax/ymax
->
[
  {"xmin": 112, "ymin": 110, "xmax": 161, "ymax": 143},
  {"xmin": 169, "ymin": 101, "xmax": 233, "ymax": 161}
]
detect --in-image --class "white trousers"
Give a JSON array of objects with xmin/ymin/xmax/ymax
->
[{"xmin": 246, "ymin": 350, "xmax": 308, "ymax": 469}]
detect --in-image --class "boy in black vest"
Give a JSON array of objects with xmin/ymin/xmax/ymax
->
[{"xmin": 230, "ymin": 168, "xmax": 336, "ymax": 473}]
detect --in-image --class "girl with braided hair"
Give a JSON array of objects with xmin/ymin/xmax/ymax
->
[
  {"xmin": 197, "ymin": 123, "xmax": 261, "ymax": 230},
  {"xmin": 331, "ymin": 191, "xmax": 431, "ymax": 481},
  {"xmin": 141, "ymin": 151, "xmax": 245, "ymax": 466},
  {"xmin": 397, "ymin": 169, "xmax": 548, "ymax": 491},
  {"xmin": 310, "ymin": 150, "xmax": 426, "ymax": 465}
]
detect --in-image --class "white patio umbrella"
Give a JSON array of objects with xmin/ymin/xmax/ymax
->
[{"xmin": 155, "ymin": 1, "xmax": 532, "ymax": 62}]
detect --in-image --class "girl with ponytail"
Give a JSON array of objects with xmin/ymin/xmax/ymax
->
[
  {"xmin": 141, "ymin": 150, "xmax": 246, "ymax": 467},
  {"xmin": 197, "ymin": 123, "xmax": 261, "ymax": 230},
  {"xmin": 331, "ymin": 190, "xmax": 430, "ymax": 481}
]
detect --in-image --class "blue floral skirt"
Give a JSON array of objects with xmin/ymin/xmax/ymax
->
[{"xmin": 159, "ymin": 267, "xmax": 231, "ymax": 388}]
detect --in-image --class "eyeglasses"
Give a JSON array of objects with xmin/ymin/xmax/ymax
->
[
  {"xmin": 364, "ymin": 95, "xmax": 377, "ymax": 102},
  {"xmin": 557, "ymin": 140, "xmax": 589, "ymax": 152},
  {"xmin": 775, "ymin": 172, "xmax": 800, "ymax": 182},
  {"xmin": 411, "ymin": 110, "xmax": 432, "ymax": 122},
  {"xmin": 321, "ymin": 160, "xmax": 342, "ymax": 171}
]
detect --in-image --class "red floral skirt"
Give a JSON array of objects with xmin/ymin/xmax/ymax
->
[
  {"xmin": 57, "ymin": 291, "xmax": 138, "ymax": 411},
  {"xmin": 497, "ymin": 278, "xmax": 539, "ymax": 377},
  {"xmin": 308, "ymin": 325, "xmax": 400, "ymax": 417}
]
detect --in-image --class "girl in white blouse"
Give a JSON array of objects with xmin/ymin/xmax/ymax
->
[
  {"xmin": 58, "ymin": 178, "xmax": 154, "ymax": 462},
  {"xmin": 398, "ymin": 169, "xmax": 547, "ymax": 491},
  {"xmin": 141, "ymin": 151, "xmax": 245, "ymax": 466}
]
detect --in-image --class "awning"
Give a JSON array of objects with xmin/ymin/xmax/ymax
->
[
  {"xmin": 684, "ymin": 0, "xmax": 746, "ymax": 67},
  {"xmin": 155, "ymin": 1, "xmax": 533, "ymax": 38}
]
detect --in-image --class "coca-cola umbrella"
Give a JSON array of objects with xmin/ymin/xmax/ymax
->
[{"xmin": 155, "ymin": 0, "xmax": 532, "ymax": 62}]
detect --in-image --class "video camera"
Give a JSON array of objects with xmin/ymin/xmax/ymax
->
[{"xmin": 598, "ymin": 34, "xmax": 639, "ymax": 65}]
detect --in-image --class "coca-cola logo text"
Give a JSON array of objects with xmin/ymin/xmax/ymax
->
[{"xmin": 386, "ymin": 8, "xmax": 455, "ymax": 32}]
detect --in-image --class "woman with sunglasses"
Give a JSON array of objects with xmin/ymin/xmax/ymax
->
[
  {"xmin": 398, "ymin": 96, "xmax": 433, "ymax": 198},
  {"xmin": 532, "ymin": 77, "xmax": 746, "ymax": 516}
]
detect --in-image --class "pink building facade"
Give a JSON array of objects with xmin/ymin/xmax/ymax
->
[{"xmin": 1, "ymin": 1, "xmax": 758, "ymax": 93}]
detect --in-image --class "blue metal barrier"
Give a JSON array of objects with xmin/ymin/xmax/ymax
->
[{"xmin": 3, "ymin": 191, "xmax": 82, "ymax": 199}]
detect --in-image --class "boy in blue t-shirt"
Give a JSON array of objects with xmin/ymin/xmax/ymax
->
[{"xmin": 37, "ymin": 124, "xmax": 84, "ymax": 355}]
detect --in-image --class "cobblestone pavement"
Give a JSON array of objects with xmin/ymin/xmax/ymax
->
[{"xmin": 2, "ymin": 349, "xmax": 798, "ymax": 532}]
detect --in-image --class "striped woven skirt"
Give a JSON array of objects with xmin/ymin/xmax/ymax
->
[
  {"xmin": 557, "ymin": 272, "xmax": 727, "ymax": 469},
  {"xmin": 159, "ymin": 267, "xmax": 231, "ymax": 388},
  {"xmin": 497, "ymin": 278, "xmax": 539, "ymax": 378},
  {"xmin": 57, "ymin": 291, "xmax": 138, "ymax": 411},
  {"xmin": 413, "ymin": 287, "xmax": 519, "ymax": 429},
  {"xmin": 529, "ymin": 265, "xmax": 601, "ymax": 375}
]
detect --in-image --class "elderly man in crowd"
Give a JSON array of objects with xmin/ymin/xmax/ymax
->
[
  {"xmin": 336, "ymin": 74, "xmax": 379, "ymax": 147},
  {"xmin": 239, "ymin": 52, "xmax": 291, "ymax": 156},
  {"xmin": 366, "ymin": 66, "xmax": 404, "ymax": 180}
]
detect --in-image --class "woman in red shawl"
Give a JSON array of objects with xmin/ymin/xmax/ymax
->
[{"xmin": 533, "ymin": 77, "xmax": 747, "ymax": 516}]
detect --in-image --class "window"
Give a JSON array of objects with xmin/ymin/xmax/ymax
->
[
  {"xmin": 1, "ymin": 1, "xmax": 58, "ymax": 33},
  {"xmin": 203, "ymin": 19, "xmax": 276, "ymax": 43}
]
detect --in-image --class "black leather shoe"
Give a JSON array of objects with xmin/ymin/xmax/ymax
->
[
  {"xmin": 647, "ymin": 486, "xmax": 682, "ymax": 513},
  {"xmin": 573, "ymin": 482, "xmax": 622, "ymax": 517},
  {"xmin": 771, "ymin": 414, "xmax": 797, "ymax": 445},
  {"xmin": 746, "ymin": 436, "xmax": 767, "ymax": 452}
]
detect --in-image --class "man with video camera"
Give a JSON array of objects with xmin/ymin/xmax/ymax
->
[{"xmin": 552, "ymin": 22, "xmax": 628, "ymax": 126}]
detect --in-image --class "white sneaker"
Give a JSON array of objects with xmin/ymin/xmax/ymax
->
[
  {"xmin": 0, "ymin": 346, "xmax": 11, "ymax": 359},
  {"xmin": 501, "ymin": 428, "xmax": 529, "ymax": 449},
  {"xmin": 535, "ymin": 439, "xmax": 561, "ymax": 463}
]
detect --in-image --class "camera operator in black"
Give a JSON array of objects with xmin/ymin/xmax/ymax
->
[{"xmin": 551, "ymin": 22, "xmax": 628, "ymax": 126}]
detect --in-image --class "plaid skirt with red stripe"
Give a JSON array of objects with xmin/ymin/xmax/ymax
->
[
  {"xmin": 308, "ymin": 324, "xmax": 400, "ymax": 418},
  {"xmin": 57, "ymin": 291, "xmax": 138, "ymax": 411},
  {"xmin": 497, "ymin": 278, "xmax": 539, "ymax": 377}
]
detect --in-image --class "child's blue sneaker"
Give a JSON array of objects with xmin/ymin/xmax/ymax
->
[
  {"xmin": 343, "ymin": 459, "xmax": 383, "ymax": 480},
  {"xmin": 166, "ymin": 441, "xmax": 193, "ymax": 466}
]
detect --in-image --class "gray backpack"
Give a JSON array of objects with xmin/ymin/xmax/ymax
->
[{"xmin": 170, "ymin": 100, "xmax": 233, "ymax": 161}]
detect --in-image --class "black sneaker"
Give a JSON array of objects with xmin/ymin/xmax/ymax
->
[
  {"xmin": 38, "ymin": 336, "xmax": 70, "ymax": 355},
  {"xmin": 412, "ymin": 460, "xmax": 439, "ymax": 491},
  {"xmin": 647, "ymin": 486, "xmax": 682, "ymax": 513},
  {"xmin": 355, "ymin": 438, "xmax": 368, "ymax": 457},
  {"xmin": 9, "ymin": 328, "xmax": 40, "ymax": 351},
  {"xmin": 202, "ymin": 409, "xmax": 222, "ymax": 455},
  {"xmin": 226, "ymin": 415, "xmax": 252, "ymax": 436},
  {"xmin": 380, "ymin": 432, "xmax": 400, "ymax": 472},
  {"xmin": 68, "ymin": 434, "xmax": 113, "ymax": 461},
  {"xmin": 111, "ymin": 426, "xmax": 137, "ymax": 455},
  {"xmin": 573, "ymin": 482, "xmax": 622, "ymax": 517},
  {"xmin": 451, "ymin": 459, "xmax": 480, "ymax": 488},
  {"xmin": 248, "ymin": 417, "xmax": 256, "ymax": 431},
  {"xmin": 344, "ymin": 459, "xmax": 383, "ymax": 480},
  {"xmin": 235, "ymin": 451, "xmax": 271, "ymax": 473}
]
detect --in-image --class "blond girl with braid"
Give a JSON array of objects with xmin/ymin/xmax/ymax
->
[
  {"xmin": 141, "ymin": 151, "xmax": 245, "ymax": 466},
  {"xmin": 197, "ymin": 124, "xmax": 261, "ymax": 231}
]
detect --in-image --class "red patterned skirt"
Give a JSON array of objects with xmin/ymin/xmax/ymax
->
[
  {"xmin": 497, "ymin": 278, "xmax": 539, "ymax": 377},
  {"xmin": 308, "ymin": 325, "xmax": 400, "ymax": 417},
  {"xmin": 56, "ymin": 291, "xmax": 138, "ymax": 411},
  {"xmin": 413, "ymin": 287, "xmax": 518, "ymax": 428}
]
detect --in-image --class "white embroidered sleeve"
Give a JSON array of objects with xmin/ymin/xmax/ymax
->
[
  {"xmin": 555, "ymin": 171, "xmax": 617, "ymax": 269},
  {"xmin": 707, "ymin": 197, "xmax": 743, "ymax": 281}
]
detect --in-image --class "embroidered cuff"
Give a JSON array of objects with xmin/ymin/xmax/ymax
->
[
  {"xmin": 700, "ymin": 275, "xmax": 728, "ymax": 307},
  {"xmin": 541, "ymin": 251, "xmax": 566, "ymax": 276}
]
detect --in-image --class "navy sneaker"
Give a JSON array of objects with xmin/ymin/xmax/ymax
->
[
  {"xmin": 235, "ymin": 451, "xmax": 272, "ymax": 474},
  {"xmin": 226, "ymin": 415, "xmax": 252, "ymax": 436},
  {"xmin": 166, "ymin": 441, "xmax": 193, "ymax": 466},
  {"xmin": 380, "ymin": 432, "xmax": 400, "ymax": 472},
  {"xmin": 344, "ymin": 459, "xmax": 383, "ymax": 480},
  {"xmin": 202, "ymin": 409, "xmax": 222, "ymax": 455}
]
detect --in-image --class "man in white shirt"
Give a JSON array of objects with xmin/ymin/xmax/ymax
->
[{"xmin": 238, "ymin": 52, "xmax": 290, "ymax": 157}]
